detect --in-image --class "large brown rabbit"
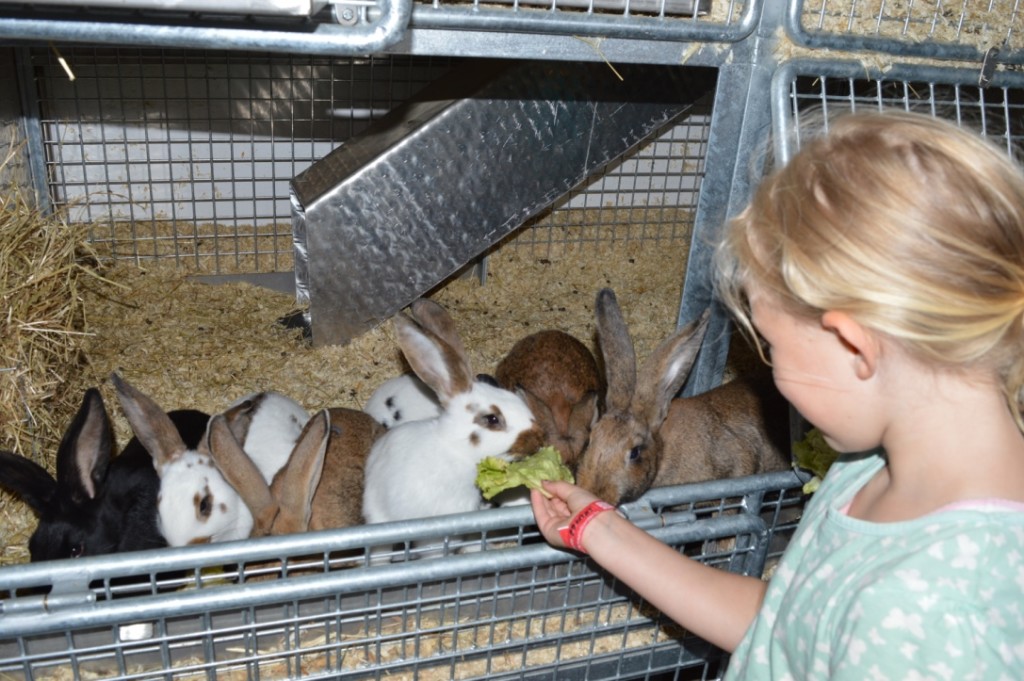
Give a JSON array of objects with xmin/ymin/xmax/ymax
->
[
  {"xmin": 574, "ymin": 288, "xmax": 792, "ymax": 505},
  {"xmin": 494, "ymin": 329, "xmax": 602, "ymax": 469},
  {"xmin": 206, "ymin": 406, "xmax": 384, "ymax": 536}
]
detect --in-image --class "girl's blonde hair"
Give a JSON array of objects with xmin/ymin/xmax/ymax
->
[{"xmin": 714, "ymin": 109, "xmax": 1024, "ymax": 429}]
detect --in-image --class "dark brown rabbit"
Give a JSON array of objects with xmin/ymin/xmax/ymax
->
[
  {"xmin": 494, "ymin": 330, "xmax": 602, "ymax": 468},
  {"xmin": 574, "ymin": 288, "xmax": 792, "ymax": 506},
  {"xmin": 207, "ymin": 407, "xmax": 383, "ymax": 536}
]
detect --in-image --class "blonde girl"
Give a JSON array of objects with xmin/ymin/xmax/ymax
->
[{"xmin": 531, "ymin": 109, "xmax": 1024, "ymax": 679}]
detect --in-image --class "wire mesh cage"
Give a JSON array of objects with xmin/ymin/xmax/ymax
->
[
  {"xmin": 0, "ymin": 470, "xmax": 807, "ymax": 681},
  {"xmin": 10, "ymin": 7, "xmax": 1024, "ymax": 681},
  {"xmin": 24, "ymin": 47, "xmax": 712, "ymax": 275},
  {"xmin": 787, "ymin": 0, "xmax": 1023, "ymax": 64},
  {"xmin": 771, "ymin": 58, "xmax": 1024, "ymax": 163},
  {"xmin": 407, "ymin": 0, "xmax": 758, "ymax": 42}
]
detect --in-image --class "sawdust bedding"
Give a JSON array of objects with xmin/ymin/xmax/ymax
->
[{"xmin": 0, "ymin": 224, "xmax": 696, "ymax": 566}]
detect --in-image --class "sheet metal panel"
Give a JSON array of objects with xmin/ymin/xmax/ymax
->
[{"xmin": 292, "ymin": 59, "xmax": 715, "ymax": 345}]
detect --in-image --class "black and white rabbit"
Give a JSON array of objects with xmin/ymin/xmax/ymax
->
[{"xmin": 0, "ymin": 387, "xmax": 209, "ymax": 561}]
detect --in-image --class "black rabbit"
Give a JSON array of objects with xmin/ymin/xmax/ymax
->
[{"xmin": 0, "ymin": 387, "xmax": 209, "ymax": 562}]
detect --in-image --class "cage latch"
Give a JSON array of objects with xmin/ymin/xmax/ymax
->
[{"xmin": 979, "ymin": 45, "xmax": 1002, "ymax": 88}]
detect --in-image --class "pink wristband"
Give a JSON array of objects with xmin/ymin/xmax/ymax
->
[{"xmin": 558, "ymin": 500, "xmax": 616, "ymax": 553}]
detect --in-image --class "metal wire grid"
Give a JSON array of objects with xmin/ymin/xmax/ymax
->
[
  {"xmin": 0, "ymin": 470, "xmax": 807, "ymax": 681},
  {"xmin": 511, "ymin": 93, "xmax": 712, "ymax": 257},
  {"xmin": 771, "ymin": 59, "xmax": 1024, "ymax": 164},
  {"xmin": 788, "ymin": 0, "xmax": 1024, "ymax": 63},
  {"xmin": 408, "ymin": 0, "xmax": 756, "ymax": 42},
  {"xmin": 30, "ymin": 48, "xmax": 456, "ymax": 275},
  {"xmin": 28, "ymin": 48, "xmax": 714, "ymax": 273}
]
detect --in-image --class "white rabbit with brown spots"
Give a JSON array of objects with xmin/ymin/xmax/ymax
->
[
  {"xmin": 112, "ymin": 374, "xmax": 309, "ymax": 545},
  {"xmin": 362, "ymin": 299, "xmax": 545, "ymax": 526}
]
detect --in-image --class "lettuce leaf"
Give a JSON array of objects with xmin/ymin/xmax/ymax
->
[
  {"xmin": 792, "ymin": 427, "xmax": 839, "ymax": 494},
  {"xmin": 476, "ymin": 446, "xmax": 574, "ymax": 500}
]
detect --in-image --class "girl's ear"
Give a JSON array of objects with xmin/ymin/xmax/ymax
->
[{"xmin": 821, "ymin": 311, "xmax": 880, "ymax": 380}]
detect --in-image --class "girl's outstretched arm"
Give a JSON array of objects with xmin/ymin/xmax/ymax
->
[{"xmin": 531, "ymin": 481, "xmax": 768, "ymax": 653}]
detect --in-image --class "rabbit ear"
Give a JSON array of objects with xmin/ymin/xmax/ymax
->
[
  {"xmin": 270, "ymin": 409, "xmax": 330, "ymax": 534},
  {"xmin": 409, "ymin": 298, "xmax": 467, "ymax": 358},
  {"xmin": 595, "ymin": 288, "xmax": 637, "ymax": 414},
  {"xmin": 0, "ymin": 451, "xmax": 58, "ymax": 515},
  {"xmin": 634, "ymin": 309, "xmax": 712, "ymax": 430},
  {"xmin": 571, "ymin": 391, "xmax": 600, "ymax": 429},
  {"xmin": 55, "ymin": 388, "xmax": 114, "ymax": 503},
  {"xmin": 205, "ymin": 414, "xmax": 278, "ymax": 536},
  {"xmin": 221, "ymin": 396, "xmax": 260, "ymax": 445},
  {"xmin": 110, "ymin": 373, "xmax": 188, "ymax": 468},
  {"xmin": 394, "ymin": 312, "xmax": 473, "ymax": 406},
  {"xmin": 516, "ymin": 385, "xmax": 554, "ymax": 427}
]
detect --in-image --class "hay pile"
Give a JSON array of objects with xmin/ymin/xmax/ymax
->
[
  {"xmin": 0, "ymin": 188, "xmax": 95, "ymax": 458},
  {"xmin": 1, "ymin": 219, "xmax": 698, "ymax": 565},
  {"xmin": 0, "ymin": 169, "xmax": 106, "ymax": 565}
]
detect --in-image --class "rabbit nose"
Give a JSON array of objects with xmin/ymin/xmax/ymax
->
[{"xmin": 508, "ymin": 426, "xmax": 545, "ymax": 457}]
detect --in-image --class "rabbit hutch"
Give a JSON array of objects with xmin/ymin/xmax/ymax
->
[{"xmin": 0, "ymin": 0, "xmax": 1021, "ymax": 679}]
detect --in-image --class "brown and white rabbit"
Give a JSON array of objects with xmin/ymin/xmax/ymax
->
[
  {"xmin": 574, "ymin": 288, "xmax": 792, "ymax": 506},
  {"xmin": 111, "ymin": 374, "xmax": 309, "ymax": 545},
  {"xmin": 494, "ymin": 329, "xmax": 602, "ymax": 469},
  {"xmin": 362, "ymin": 299, "xmax": 545, "ymax": 525},
  {"xmin": 206, "ymin": 407, "xmax": 384, "ymax": 536}
]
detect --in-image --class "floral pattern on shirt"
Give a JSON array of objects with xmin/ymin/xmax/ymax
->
[{"xmin": 725, "ymin": 454, "xmax": 1024, "ymax": 681}]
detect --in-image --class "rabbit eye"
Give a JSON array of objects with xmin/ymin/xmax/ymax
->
[
  {"xmin": 69, "ymin": 542, "xmax": 84, "ymax": 558},
  {"xmin": 197, "ymin": 491, "xmax": 213, "ymax": 519},
  {"xmin": 475, "ymin": 412, "xmax": 505, "ymax": 431},
  {"xmin": 627, "ymin": 445, "xmax": 644, "ymax": 463}
]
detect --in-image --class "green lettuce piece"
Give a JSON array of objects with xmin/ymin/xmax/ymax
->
[
  {"xmin": 792, "ymin": 427, "xmax": 840, "ymax": 494},
  {"xmin": 476, "ymin": 446, "xmax": 574, "ymax": 500}
]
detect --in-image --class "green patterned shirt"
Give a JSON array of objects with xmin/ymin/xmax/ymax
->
[{"xmin": 725, "ymin": 453, "xmax": 1024, "ymax": 680}]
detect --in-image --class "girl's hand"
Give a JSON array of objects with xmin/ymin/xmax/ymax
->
[{"xmin": 530, "ymin": 480, "xmax": 603, "ymax": 548}]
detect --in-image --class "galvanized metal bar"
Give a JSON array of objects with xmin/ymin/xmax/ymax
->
[
  {"xmin": 0, "ymin": 513, "xmax": 765, "ymax": 638},
  {"xmin": 676, "ymin": 1, "xmax": 782, "ymax": 397},
  {"xmin": 0, "ymin": 0, "xmax": 411, "ymax": 56},
  {"xmin": 14, "ymin": 47, "xmax": 50, "ymax": 214}
]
